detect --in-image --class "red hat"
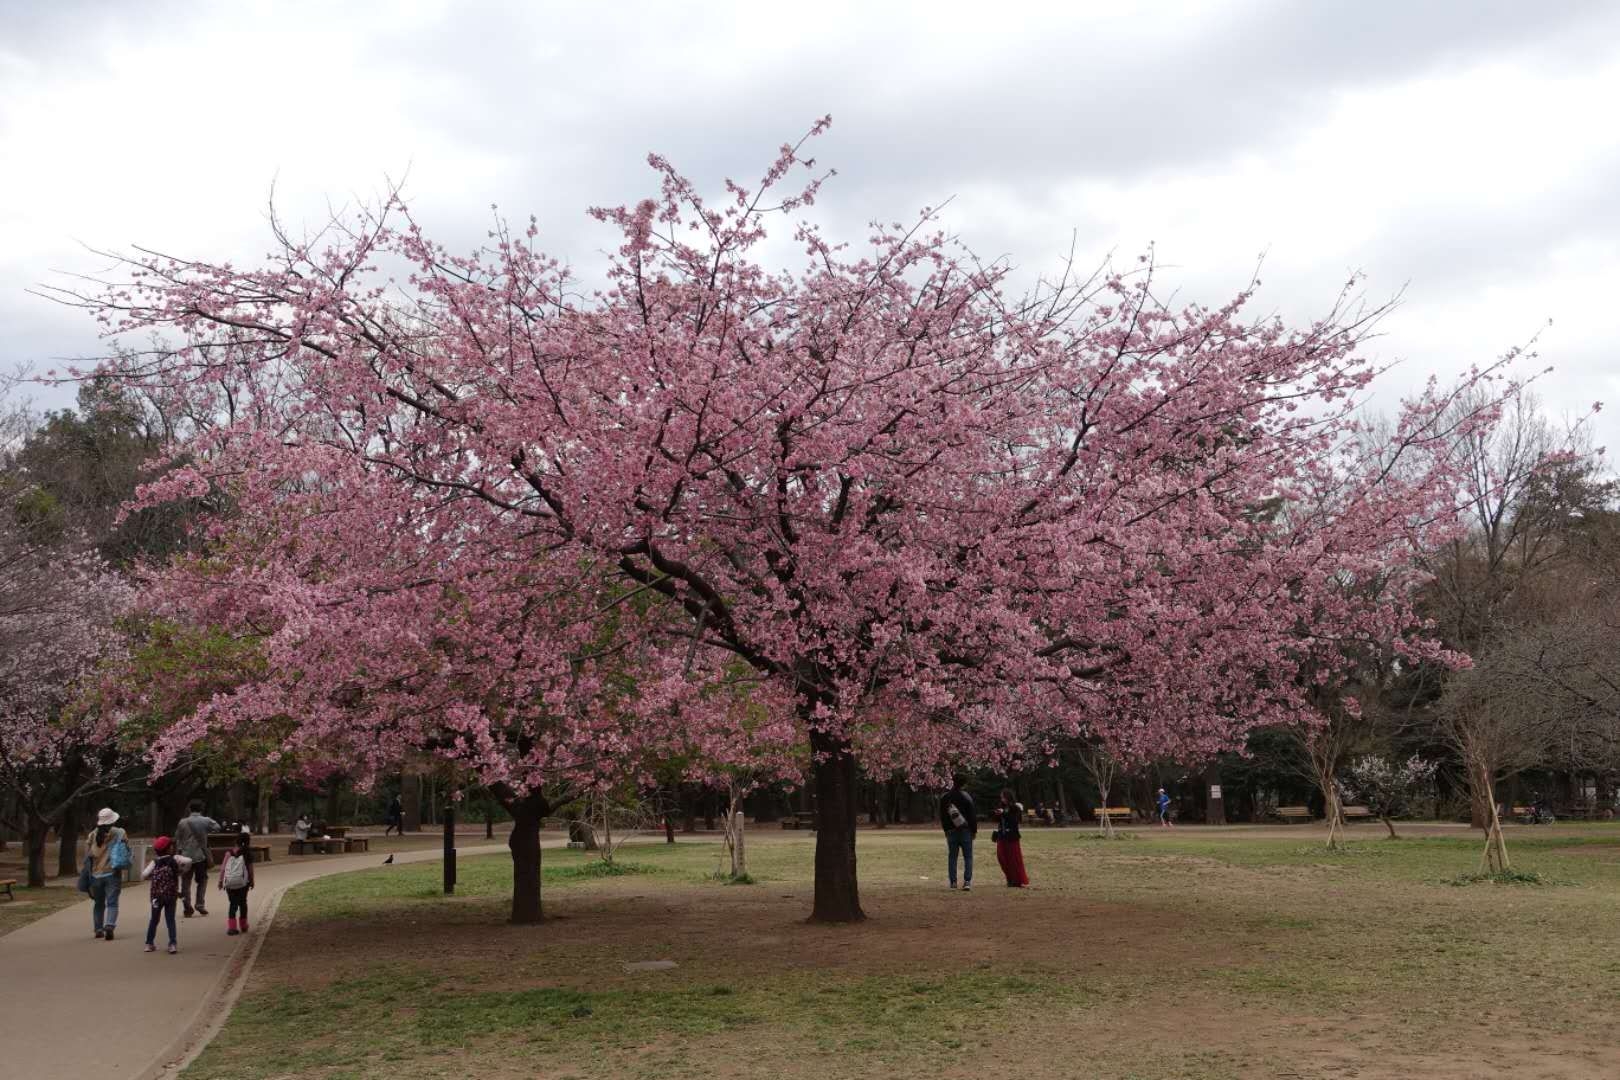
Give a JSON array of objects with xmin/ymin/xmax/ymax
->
[{"xmin": 153, "ymin": 835, "xmax": 172, "ymax": 853}]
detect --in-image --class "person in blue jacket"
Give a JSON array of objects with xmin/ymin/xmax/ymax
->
[{"xmin": 1157, "ymin": 787, "xmax": 1174, "ymax": 828}]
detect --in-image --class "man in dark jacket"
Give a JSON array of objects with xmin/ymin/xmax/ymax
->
[{"xmin": 940, "ymin": 774, "xmax": 977, "ymax": 891}]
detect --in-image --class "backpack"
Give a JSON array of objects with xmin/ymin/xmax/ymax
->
[
  {"xmin": 946, "ymin": 799, "xmax": 968, "ymax": 830},
  {"xmin": 221, "ymin": 852, "xmax": 249, "ymax": 890},
  {"xmin": 149, "ymin": 857, "xmax": 179, "ymax": 904},
  {"xmin": 109, "ymin": 835, "xmax": 131, "ymax": 871}
]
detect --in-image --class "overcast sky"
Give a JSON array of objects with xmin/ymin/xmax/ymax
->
[{"xmin": 3, "ymin": 0, "xmax": 1616, "ymax": 446}]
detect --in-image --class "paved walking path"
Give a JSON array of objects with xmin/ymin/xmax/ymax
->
[{"xmin": 0, "ymin": 838, "xmax": 516, "ymax": 1080}]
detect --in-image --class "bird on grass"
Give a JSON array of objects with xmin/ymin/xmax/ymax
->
[{"xmin": 383, "ymin": 854, "xmax": 394, "ymax": 865}]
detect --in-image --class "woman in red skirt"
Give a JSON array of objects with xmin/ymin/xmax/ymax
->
[{"xmin": 994, "ymin": 788, "xmax": 1030, "ymax": 887}]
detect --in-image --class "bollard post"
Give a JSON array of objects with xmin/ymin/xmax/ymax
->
[{"xmin": 443, "ymin": 802, "xmax": 456, "ymax": 895}]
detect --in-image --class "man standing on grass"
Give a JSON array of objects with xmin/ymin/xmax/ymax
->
[
  {"xmin": 174, "ymin": 799, "xmax": 220, "ymax": 916},
  {"xmin": 940, "ymin": 774, "xmax": 978, "ymax": 891}
]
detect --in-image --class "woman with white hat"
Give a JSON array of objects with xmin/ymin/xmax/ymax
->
[{"xmin": 84, "ymin": 808, "xmax": 130, "ymax": 940}]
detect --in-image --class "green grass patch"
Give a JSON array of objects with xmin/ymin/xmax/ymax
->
[
  {"xmin": 1445, "ymin": 867, "xmax": 1570, "ymax": 887},
  {"xmin": 0, "ymin": 884, "xmax": 81, "ymax": 938}
]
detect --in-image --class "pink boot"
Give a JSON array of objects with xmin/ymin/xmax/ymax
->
[
  {"xmin": 226, "ymin": 917, "xmax": 239, "ymax": 936},
  {"xmin": 240, "ymin": 918, "xmax": 248, "ymax": 933}
]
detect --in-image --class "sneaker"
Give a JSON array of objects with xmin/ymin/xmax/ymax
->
[
  {"xmin": 167, "ymin": 944, "xmax": 177, "ymax": 954},
  {"xmin": 948, "ymin": 883, "xmax": 958, "ymax": 890},
  {"xmin": 104, "ymin": 927, "xmax": 115, "ymax": 941},
  {"xmin": 145, "ymin": 944, "xmax": 156, "ymax": 953},
  {"xmin": 196, "ymin": 906, "xmax": 208, "ymax": 916},
  {"xmin": 962, "ymin": 883, "xmax": 972, "ymax": 892},
  {"xmin": 182, "ymin": 910, "xmax": 193, "ymax": 919},
  {"xmin": 95, "ymin": 929, "xmax": 105, "ymax": 939}
]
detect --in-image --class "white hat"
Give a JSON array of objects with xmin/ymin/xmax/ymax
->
[{"xmin": 96, "ymin": 808, "xmax": 120, "ymax": 826}]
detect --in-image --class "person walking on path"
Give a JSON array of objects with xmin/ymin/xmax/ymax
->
[
  {"xmin": 994, "ymin": 789, "xmax": 1031, "ymax": 887},
  {"xmin": 1157, "ymin": 787, "xmax": 1174, "ymax": 828},
  {"xmin": 940, "ymin": 773, "xmax": 977, "ymax": 891},
  {"xmin": 83, "ymin": 808, "xmax": 131, "ymax": 940},
  {"xmin": 384, "ymin": 794, "xmax": 404, "ymax": 836},
  {"xmin": 140, "ymin": 836, "xmax": 191, "ymax": 954},
  {"xmin": 217, "ymin": 832, "xmax": 256, "ymax": 935},
  {"xmin": 174, "ymin": 800, "xmax": 219, "ymax": 917}
]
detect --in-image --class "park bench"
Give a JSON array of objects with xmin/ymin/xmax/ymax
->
[
  {"xmin": 1273, "ymin": 806, "xmax": 1313, "ymax": 824},
  {"xmin": 1094, "ymin": 807, "xmax": 1133, "ymax": 824},
  {"xmin": 288, "ymin": 837, "xmax": 346, "ymax": 855},
  {"xmin": 0, "ymin": 878, "xmax": 15, "ymax": 900},
  {"xmin": 325, "ymin": 826, "xmax": 350, "ymax": 838},
  {"xmin": 343, "ymin": 837, "xmax": 370, "ymax": 853},
  {"xmin": 780, "ymin": 814, "xmax": 817, "ymax": 830},
  {"xmin": 1341, "ymin": 806, "xmax": 1373, "ymax": 823},
  {"xmin": 207, "ymin": 838, "xmax": 272, "ymax": 864}
]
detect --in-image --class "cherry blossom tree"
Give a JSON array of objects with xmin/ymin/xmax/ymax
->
[
  {"xmin": 0, "ymin": 512, "xmax": 130, "ymax": 886},
  {"xmin": 1340, "ymin": 754, "xmax": 1438, "ymax": 839},
  {"xmin": 61, "ymin": 121, "xmax": 1521, "ymax": 922}
]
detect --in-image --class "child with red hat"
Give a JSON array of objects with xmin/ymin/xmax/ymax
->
[{"xmin": 140, "ymin": 836, "xmax": 193, "ymax": 954}]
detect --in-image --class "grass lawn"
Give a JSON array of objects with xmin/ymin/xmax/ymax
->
[
  {"xmin": 183, "ymin": 823, "xmax": 1620, "ymax": 1080},
  {"xmin": 0, "ymin": 882, "xmax": 82, "ymax": 937}
]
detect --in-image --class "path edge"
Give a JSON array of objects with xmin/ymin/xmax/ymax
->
[
  {"xmin": 131, "ymin": 876, "xmax": 295, "ymax": 1079},
  {"xmin": 131, "ymin": 843, "xmax": 511, "ymax": 1079}
]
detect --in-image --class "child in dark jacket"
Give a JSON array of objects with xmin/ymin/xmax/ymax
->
[
  {"xmin": 217, "ymin": 832, "xmax": 257, "ymax": 935},
  {"xmin": 141, "ymin": 835, "xmax": 193, "ymax": 953}
]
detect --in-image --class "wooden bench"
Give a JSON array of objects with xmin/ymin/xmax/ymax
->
[
  {"xmin": 288, "ymin": 838, "xmax": 346, "ymax": 855},
  {"xmin": 208, "ymin": 842, "xmax": 272, "ymax": 864},
  {"xmin": 343, "ymin": 837, "xmax": 370, "ymax": 853},
  {"xmin": 0, "ymin": 878, "xmax": 15, "ymax": 901},
  {"xmin": 325, "ymin": 826, "xmax": 350, "ymax": 839},
  {"xmin": 1273, "ymin": 806, "xmax": 1314, "ymax": 823},
  {"xmin": 1093, "ymin": 807, "xmax": 1133, "ymax": 824},
  {"xmin": 780, "ymin": 814, "xmax": 817, "ymax": 830},
  {"xmin": 1341, "ymin": 806, "xmax": 1374, "ymax": 823}
]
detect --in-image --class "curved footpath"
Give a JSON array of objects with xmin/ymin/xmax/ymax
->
[{"xmin": 0, "ymin": 838, "xmax": 520, "ymax": 1080}]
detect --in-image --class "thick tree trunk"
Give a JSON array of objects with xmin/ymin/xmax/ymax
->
[
  {"xmin": 726, "ymin": 783, "xmax": 748, "ymax": 879},
  {"xmin": 506, "ymin": 794, "xmax": 548, "ymax": 924},
  {"xmin": 401, "ymin": 772, "xmax": 422, "ymax": 832},
  {"xmin": 26, "ymin": 818, "xmax": 49, "ymax": 888},
  {"xmin": 809, "ymin": 728, "xmax": 864, "ymax": 923},
  {"xmin": 57, "ymin": 801, "xmax": 81, "ymax": 879}
]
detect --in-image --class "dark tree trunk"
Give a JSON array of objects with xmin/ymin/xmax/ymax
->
[
  {"xmin": 401, "ymin": 772, "xmax": 422, "ymax": 832},
  {"xmin": 505, "ymin": 793, "xmax": 548, "ymax": 924},
  {"xmin": 809, "ymin": 728, "xmax": 864, "ymax": 923},
  {"xmin": 57, "ymin": 801, "xmax": 81, "ymax": 879},
  {"xmin": 703, "ymin": 788, "xmax": 716, "ymax": 832},
  {"xmin": 682, "ymin": 786, "xmax": 698, "ymax": 833},
  {"xmin": 485, "ymin": 806, "xmax": 495, "ymax": 840},
  {"xmin": 26, "ymin": 818, "xmax": 49, "ymax": 888},
  {"xmin": 874, "ymin": 780, "xmax": 889, "ymax": 828}
]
